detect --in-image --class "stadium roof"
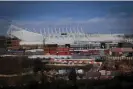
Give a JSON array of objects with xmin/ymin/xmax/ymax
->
[{"xmin": 7, "ymin": 25, "xmax": 125, "ymax": 45}]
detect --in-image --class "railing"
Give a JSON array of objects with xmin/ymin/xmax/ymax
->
[{"xmin": 104, "ymin": 56, "xmax": 133, "ymax": 60}]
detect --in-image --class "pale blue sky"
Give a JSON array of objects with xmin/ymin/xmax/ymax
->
[{"xmin": 0, "ymin": 1, "xmax": 133, "ymax": 35}]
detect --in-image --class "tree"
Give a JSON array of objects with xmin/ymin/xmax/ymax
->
[{"xmin": 33, "ymin": 58, "xmax": 43, "ymax": 73}]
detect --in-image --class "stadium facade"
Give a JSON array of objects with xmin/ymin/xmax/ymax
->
[{"xmin": 1, "ymin": 24, "xmax": 133, "ymax": 61}]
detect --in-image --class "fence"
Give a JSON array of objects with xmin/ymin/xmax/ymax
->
[{"xmin": 104, "ymin": 56, "xmax": 133, "ymax": 60}]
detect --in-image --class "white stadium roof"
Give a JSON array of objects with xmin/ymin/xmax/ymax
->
[{"xmin": 7, "ymin": 25, "xmax": 125, "ymax": 45}]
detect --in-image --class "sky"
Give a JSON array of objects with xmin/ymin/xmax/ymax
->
[{"xmin": 0, "ymin": 1, "xmax": 133, "ymax": 35}]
